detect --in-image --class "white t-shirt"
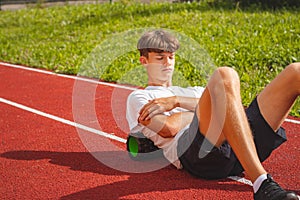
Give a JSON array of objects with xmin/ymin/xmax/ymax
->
[{"xmin": 126, "ymin": 85, "xmax": 205, "ymax": 169}]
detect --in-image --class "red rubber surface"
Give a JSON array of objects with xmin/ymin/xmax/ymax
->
[{"xmin": 0, "ymin": 63, "xmax": 299, "ymax": 199}]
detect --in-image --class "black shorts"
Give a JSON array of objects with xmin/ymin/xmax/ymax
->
[{"xmin": 177, "ymin": 98, "xmax": 287, "ymax": 180}]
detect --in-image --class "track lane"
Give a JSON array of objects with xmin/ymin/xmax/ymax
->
[
  {"xmin": 1, "ymin": 63, "xmax": 299, "ymax": 199},
  {"xmin": 0, "ymin": 101, "xmax": 253, "ymax": 199}
]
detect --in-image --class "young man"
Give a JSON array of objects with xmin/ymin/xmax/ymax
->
[{"xmin": 126, "ymin": 29, "xmax": 300, "ymax": 200}]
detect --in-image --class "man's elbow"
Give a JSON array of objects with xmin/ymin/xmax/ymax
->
[
  {"xmin": 158, "ymin": 130, "xmax": 176, "ymax": 138},
  {"xmin": 138, "ymin": 119, "xmax": 177, "ymax": 138},
  {"xmin": 158, "ymin": 123, "xmax": 178, "ymax": 138}
]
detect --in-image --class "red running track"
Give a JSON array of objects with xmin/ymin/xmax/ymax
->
[{"xmin": 0, "ymin": 62, "xmax": 299, "ymax": 200}]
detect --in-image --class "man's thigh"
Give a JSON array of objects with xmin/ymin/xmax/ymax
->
[{"xmin": 177, "ymin": 114, "xmax": 238, "ymax": 180}]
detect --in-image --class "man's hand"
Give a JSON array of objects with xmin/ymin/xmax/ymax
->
[
  {"xmin": 137, "ymin": 96, "xmax": 197, "ymax": 138},
  {"xmin": 138, "ymin": 111, "xmax": 194, "ymax": 138},
  {"xmin": 139, "ymin": 96, "xmax": 178, "ymax": 121}
]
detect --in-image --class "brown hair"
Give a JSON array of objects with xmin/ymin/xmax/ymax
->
[{"xmin": 137, "ymin": 30, "xmax": 180, "ymax": 58}]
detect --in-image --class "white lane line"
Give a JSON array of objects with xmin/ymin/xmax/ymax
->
[
  {"xmin": 228, "ymin": 176, "xmax": 253, "ymax": 186},
  {"xmin": 0, "ymin": 96, "xmax": 253, "ymax": 187},
  {"xmin": 1, "ymin": 62, "xmax": 299, "ymax": 190},
  {"xmin": 285, "ymin": 118, "xmax": 300, "ymax": 125},
  {"xmin": 0, "ymin": 97, "xmax": 127, "ymax": 144},
  {"xmin": 1, "ymin": 62, "xmax": 299, "ymax": 125},
  {"xmin": 0, "ymin": 62, "xmax": 136, "ymax": 91}
]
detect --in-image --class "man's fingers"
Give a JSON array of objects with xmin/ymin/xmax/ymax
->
[
  {"xmin": 142, "ymin": 105, "xmax": 156, "ymax": 120},
  {"xmin": 146, "ymin": 106, "xmax": 158, "ymax": 120},
  {"xmin": 139, "ymin": 102, "xmax": 153, "ymax": 120},
  {"xmin": 139, "ymin": 102, "xmax": 165, "ymax": 121},
  {"xmin": 139, "ymin": 101, "xmax": 152, "ymax": 115}
]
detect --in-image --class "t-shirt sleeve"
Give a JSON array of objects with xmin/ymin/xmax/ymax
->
[
  {"xmin": 190, "ymin": 86, "xmax": 205, "ymax": 98},
  {"xmin": 126, "ymin": 90, "xmax": 149, "ymax": 131}
]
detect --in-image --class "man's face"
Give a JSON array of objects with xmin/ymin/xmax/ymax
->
[{"xmin": 141, "ymin": 51, "xmax": 175, "ymax": 84}]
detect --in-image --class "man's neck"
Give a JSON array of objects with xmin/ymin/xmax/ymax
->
[{"xmin": 148, "ymin": 81, "xmax": 172, "ymax": 87}]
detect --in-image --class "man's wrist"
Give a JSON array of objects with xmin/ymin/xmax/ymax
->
[{"xmin": 174, "ymin": 96, "xmax": 180, "ymax": 108}]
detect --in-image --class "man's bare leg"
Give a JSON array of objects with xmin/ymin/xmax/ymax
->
[
  {"xmin": 257, "ymin": 63, "xmax": 300, "ymax": 131},
  {"xmin": 196, "ymin": 65, "xmax": 299, "ymax": 199},
  {"xmin": 196, "ymin": 67, "xmax": 266, "ymax": 182}
]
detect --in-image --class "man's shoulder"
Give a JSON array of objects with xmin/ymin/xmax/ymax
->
[
  {"xmin": 128, "ymin": 86, "xmax": 162, "ymax": 96},
  {"xmin": 128, "ymin": 88, "xmax": 148, "ymax": 96},
  {"xmin": 127, "ymin": 88, "xmax": 150, "ymax": 102},
  {"xmin": 170, "ymin": 86, "xmax": 205, "ymax": 97}
]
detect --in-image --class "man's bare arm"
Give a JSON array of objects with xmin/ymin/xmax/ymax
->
[
  {"xmin": 139, "ymin": 111, "xmax": 194, "ymax": 138},
  {"xmin": 139, "ymin": 96, "xmax": 199, "ymax": 121},
  {"xmin": 176, "ymin": 96, "xmax": 199, "ymax": 111}
]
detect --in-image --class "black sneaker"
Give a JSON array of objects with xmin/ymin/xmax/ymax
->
[{"xmin": 254, "ymin": 174, "xmax": 299, "ymax": 200}]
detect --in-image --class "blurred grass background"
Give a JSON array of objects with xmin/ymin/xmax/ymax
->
[{"xmin": 0, "ymin": 0, "xmax": 299, "ymax": 116}]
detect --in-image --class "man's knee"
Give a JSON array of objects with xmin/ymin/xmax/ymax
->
[
  {"xmin": 209, "ymin": 67, "xmax": 240, "ymax": 95},
  {"xmin": 217, "ymin": 66, "xmax": 240, "ymax": 82},
  {"xmin": 285, "ymin": 63, "xmax": 300, "ymax": 93},
  {"xmin": 286, "ymin": 63, "xmax": 300, "ymax": 80}
]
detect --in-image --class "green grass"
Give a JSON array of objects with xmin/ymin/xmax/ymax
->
[{"xmin": 0, "ymin": 1, "xmax": 299, "ymax": 116}]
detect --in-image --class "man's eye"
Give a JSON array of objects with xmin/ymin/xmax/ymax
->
[{"xmin": 156, "ymin": 57, "xmax": 163, "ymax": 60}]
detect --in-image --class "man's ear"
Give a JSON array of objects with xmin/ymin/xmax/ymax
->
[{"xmin": 139, "ymin": 56, "xmax": 148, "ymax": 66}]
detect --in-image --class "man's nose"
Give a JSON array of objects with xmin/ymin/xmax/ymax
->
[{"xmin": 163, "ymin": 58, "xmax": 171, "ymax": 66}]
